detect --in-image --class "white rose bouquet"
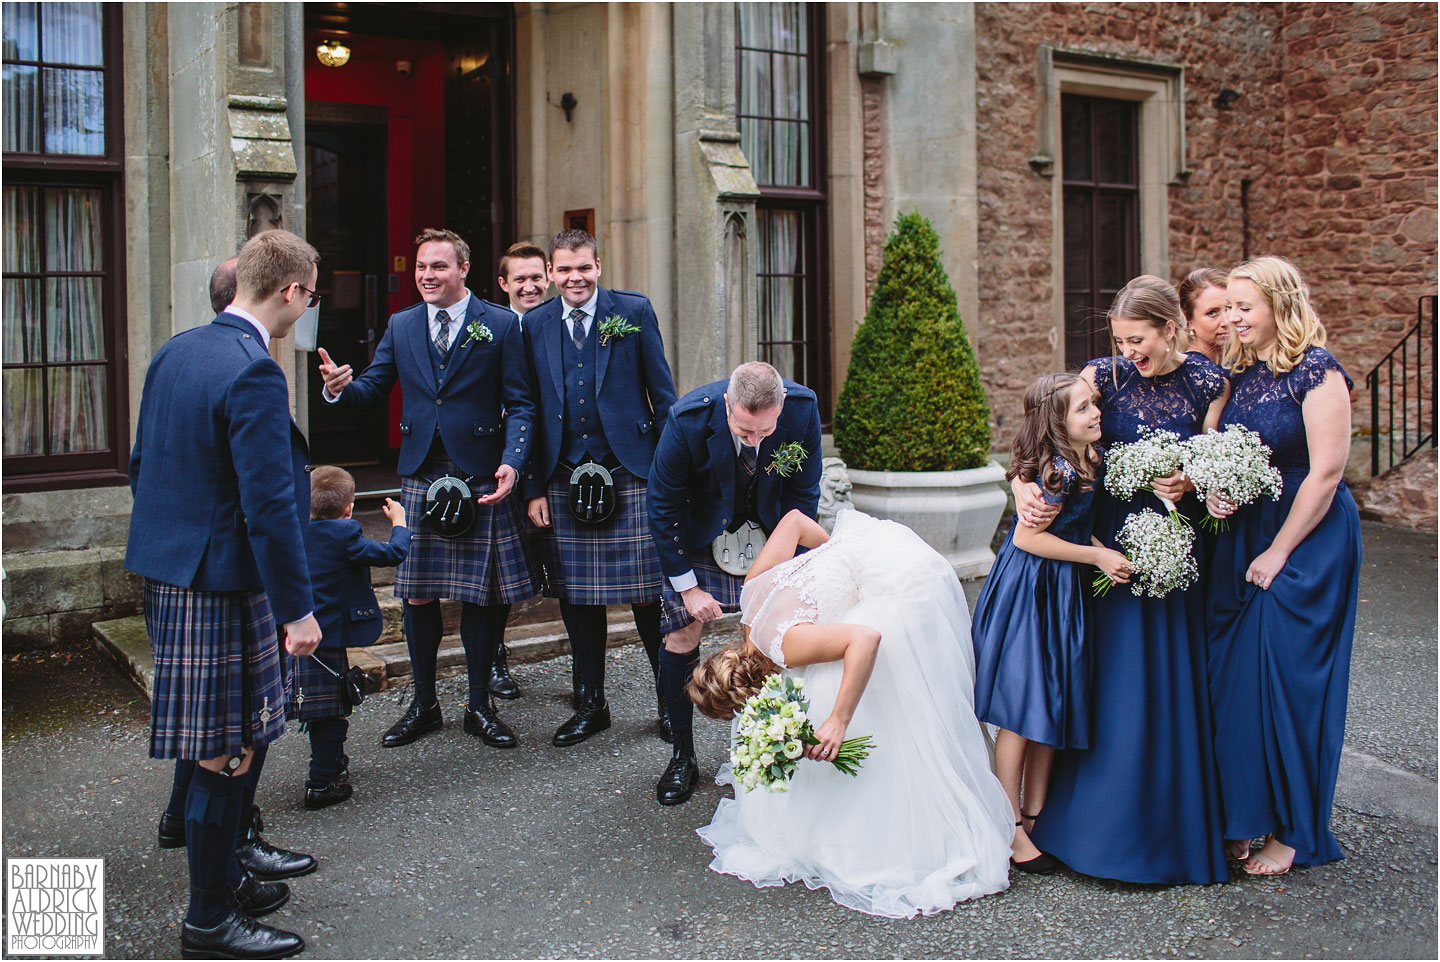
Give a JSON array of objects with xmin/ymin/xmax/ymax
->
[
  {"xmin": 1181, "ymin": 425, "xmax": 1284, "ymax": 533},
  {"xmin": 1103, "ymin": 428, "xmax": 1189, "ymax": 522},
  {"xmin": 1094, "ymin": 507, "xmax": 1200, "ymax": 598},
  {"xmin": 731, "ymin": 673, "xmax": 874, "ymax": 793}
]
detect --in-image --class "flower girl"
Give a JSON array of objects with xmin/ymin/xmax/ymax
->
[{"xmin": 971, "ymin": 373, "xmax": 1129, "ymax": 872}]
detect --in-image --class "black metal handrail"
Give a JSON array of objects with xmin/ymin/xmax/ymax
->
[{"xmin": 1367, "ymin": 294, "xmax": 1437, "ymax": 476}]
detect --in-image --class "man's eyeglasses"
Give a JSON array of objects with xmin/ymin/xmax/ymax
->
[{"xmin": 295, "ymin": 283, "xmax": 322, "ymax": 309}]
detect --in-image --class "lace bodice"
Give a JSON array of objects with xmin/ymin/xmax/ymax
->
[
  {"xmin": 1089, "ymin": 353, "xmax": 1228, "ymax": 444},
  {"xmin": 1037, "ymin": 454, "xmax": 1103, "ymax": 544},
  {"xmin": 740, "ymin": 535, "xmax": 861, "ymax": 667},
  {"xmin": 1219, "ymin": 347, "xmax": 1352, "ymax": 478}
]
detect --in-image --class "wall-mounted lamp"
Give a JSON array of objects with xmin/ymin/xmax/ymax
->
[
  {"xmin": 315, "ymin": 39, "xmax": 351, "ymax": 68},
  {"xmin": 1213, "ymin": 87, "xmax": 1242, "ymax": 110}
]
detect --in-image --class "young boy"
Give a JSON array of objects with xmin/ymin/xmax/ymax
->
[{"xmin": 290, "ymin": 466, "xmax": 411, "ymax": 809}]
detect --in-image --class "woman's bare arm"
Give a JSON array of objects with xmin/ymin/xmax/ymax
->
[
  {"xmin": 744, "ymin": 509, "xmax": 830, "ymax": 584},
  {"xmin": 778, "ymin": 621, "xmax": 881, "ymax": 761}
]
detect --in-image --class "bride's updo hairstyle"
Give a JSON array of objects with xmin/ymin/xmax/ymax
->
[
  {"xmin": 688, "ymin": 632, "xmax": 780, "ymax": 720},
  {"xmin": 1006, "ymin": 372, "xmax": 1101, "ymax": 498},
  {"xmin": 1224, "ymin": 255, "xmax": 1326, "ymax": 376}
]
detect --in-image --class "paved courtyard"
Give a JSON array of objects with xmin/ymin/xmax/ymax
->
[{"xmin": 1, "ymin": 521, "xmax": 1435, "ymax": 959}]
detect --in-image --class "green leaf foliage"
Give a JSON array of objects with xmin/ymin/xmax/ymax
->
[{"xmin": 833, "ymin": 210, "xmax": 992, "ymax": 471}]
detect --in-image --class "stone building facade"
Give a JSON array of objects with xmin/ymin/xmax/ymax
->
[{"xmin": 3, "ymin": 1, "xmax": 1435, "ymax": 648}]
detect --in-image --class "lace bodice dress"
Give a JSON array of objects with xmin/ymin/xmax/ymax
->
[
  {"xmin": 1218, "ymin": 347, "xmax": 1353, "ymax": 485},
  {"xmin": 697, "ymin": 511, "xmax": 1014, "ymax": 917},
  {"xmin": 1090, "ymin": 352, "xmax": 1228, "ymax": 444}
]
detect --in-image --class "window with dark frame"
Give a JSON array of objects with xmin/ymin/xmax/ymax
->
[
  {"xmin": 1061, "ymin": 93, "xmax": 1140, "ymax": 369},
  {"xmin": 2, "ymin": 1, "xmax": 128, "ymax": 488},
  {"xmin": 736, "ymin": 2, "xmax": 830, "ymax": 418}
]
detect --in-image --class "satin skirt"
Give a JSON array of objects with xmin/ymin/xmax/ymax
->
[
  {"xmin": 1206, "ymin": 482, "xmax": 1361, "ymax": 867},
  {"xmin": 1031, "ymin": 491, "xmax": 1228, "ymax": 885}
]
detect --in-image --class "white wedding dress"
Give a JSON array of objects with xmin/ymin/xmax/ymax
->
[{"xmin": 696, "ymin": 510, "xmax": 1015, "ymax": 918}]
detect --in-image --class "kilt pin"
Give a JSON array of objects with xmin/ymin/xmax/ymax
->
[
  {"xmin": 521, "ymin": 285, "xmax": 677, "ymax": 748},
  {"xmin": 327, "ymin": 290, "xmax": 538, "ymax": 747},
  {"xmin": 646, "ymin": 378, "xmax": 824, "ymax": 802}
]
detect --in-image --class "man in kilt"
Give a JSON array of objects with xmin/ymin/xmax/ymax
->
[
  {"xmin": 317, "ymin": 228, "xmax": 538, "ymax": 750},
  {"xmin": 126, "ymin": 229, "xmax": 321, "ymax": 958},
  {"xmin": 646, "ymin": 361, "xmax": 823, "ymax": 804},
  {"xmin": 522, "ymin": 229, "xmax": 677, "ymax": 747}
]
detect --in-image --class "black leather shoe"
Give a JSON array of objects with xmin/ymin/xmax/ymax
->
[
  {"xmin": 303, "ymin": 779, "xmax": 353, "ymax": 811},
  {"xmin": 381, "ymin": 700, "xmax": 443, "ymax": 748},
  {"xmin": 489, "ymin": 643, "xmax": 520, "ymax": 700},
  {"xmin": 158, "ymin": 812, "xmax": 185, "ymax": 849},
  {"xmin": 180, "ymin": 909, "xmax": 304, "ymax": 959},
  {"xmin": 236, "ymin": 807, "xmax": 316, "ymax": 881},
  {"xmin": 463, "ymin": 702, "xmax": 518, "ymax": 749},
  {"xmin": 656, "ymin": 691, "xmax": 673, "ymax": 744},
  {"xmin": 552, "ymin": 699, "xmax": 611, "ymax": 747},
  {"xmin": 229, "ymin": 872, "xmax": 289, "ymax": 917},
  {"xmin": 656, "ymin": 753, "xmax": 699, "ymax": 805},
  {"xmin": 1011, "ymin": 852, "xmax": 1058, "ymax": 875}
]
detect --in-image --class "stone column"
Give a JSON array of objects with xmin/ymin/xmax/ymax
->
[{"xmin": 671, "ymin": 2, "xmax": 760, "ymax": 394}]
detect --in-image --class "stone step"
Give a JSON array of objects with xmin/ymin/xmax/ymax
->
[{"xmin": 93, "ymin": 609, "xmax": 737, "ymax": 701}]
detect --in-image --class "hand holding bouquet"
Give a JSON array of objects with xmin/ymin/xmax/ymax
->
[
  {"xmin": 1094, "ymin": 507, "xmax": 1200, "ymax": 598},
  {"xmin": 1181, "ymin": 425, "xmax": 1284, "ymax": 532},
  {"xmin": 1103, "ymin": 429, "xmax": 1189, "ymax": 521},
  {"xmin": 731, "ymin": 673, "xmax": 874, "ymax": 793}
]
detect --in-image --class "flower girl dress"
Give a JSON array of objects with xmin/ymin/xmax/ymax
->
[{"xmin": 696, "ymin": 510, "xmax": 1014, "ymax": 918}]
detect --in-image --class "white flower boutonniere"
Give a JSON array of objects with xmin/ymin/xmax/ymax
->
[
  {"xmin": 597, "ymin": 313, "xmax": 641, "ymax": 347},
  {"xmin": 767, "ymin": 441, "xmax": 809, "ymax": 478},
  {"xmin": 462, "ymin": 319, "xmax": 493, "ymax": 347}
]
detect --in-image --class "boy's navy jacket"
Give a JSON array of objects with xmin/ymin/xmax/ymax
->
[
  {"xmin": 305, "ymin": 519, "xmax": 411, "ymax": 650},
  {"xmin": 125, "ymin": 312, "xmax": 313, "ymax": 625}
]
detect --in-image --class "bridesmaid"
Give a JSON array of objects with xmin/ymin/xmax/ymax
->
[
  {"xmin": 1205, "ymin": 256, "xmax": 1361, "ymax": 876},
  {"xmin": 1015, "ymin": 275, "xmax": 1230, "ymax": 885},
  {"xmin": 1179, "ymin": 267, "xmax": 1230, "ymax": 365}
]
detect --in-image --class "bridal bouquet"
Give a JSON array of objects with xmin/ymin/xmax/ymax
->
[
  {"xmin": 1094, "ymin": 507, "xmax": 1199, "ymax": 599},
  {"xmin": 1103, "ymin": 428, "xmax": 1188, "ymax": 522},
  {"xmin": 1181, "ymin": 425, "xmax": 1284, "ymax": 532},
  {"xmin": 731, "ymin": 673, "xmax": 874, "ymax": 793}
]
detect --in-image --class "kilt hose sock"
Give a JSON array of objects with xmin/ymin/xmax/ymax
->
[
  {"xmin": 165, "ymin": 759, "xmax": 196, "ymax": 822},
  {"xmin": 659, "ymin": 647, "xmax": 700, "ymax": 758},
  {"xmin": 460, "ymin": 602, "xmax": 505, "ymax": 709},
  {"xmin": 184, "ymin": 764, "xmax": 248, "ymax": 927},
  {"xmin": 559, "ymin": 601, "xmax": 608, "ymax": 702},
  {"xmin": 403, "ymin": 600, "xmax": 444, "ymax": 707},
  {"xmin": 307, "ymin": 717, "xmax": 349, "ymax": 788},
  {"xmin": 631, "ymin": 601, "xmax": 663, "ymax": 684}
]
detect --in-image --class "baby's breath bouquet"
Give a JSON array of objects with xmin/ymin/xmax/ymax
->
[
  {"xmin": 1103, "ymin": 428, "xmax": 1187, "ymax": 513},
  {"xmin": 1094, "ymin": 507, "xmax": 1199, "ymax": 598},
  {"xmin": 731, "ymin": 673, "xmax": 874, "ymax": 793},
  {"xmin": 1181, "ymin": 425, "xmax": 1284, "ymax": 533}
]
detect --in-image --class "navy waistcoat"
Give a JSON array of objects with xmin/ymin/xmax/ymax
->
[{"xmin": 560, "ymin": 325, "xmax": 613, "ymax": 464}]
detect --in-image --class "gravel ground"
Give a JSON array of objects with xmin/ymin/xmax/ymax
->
[{"xmin": 1, "ymin": 521, "xmax": 1434, "ymax": 959}]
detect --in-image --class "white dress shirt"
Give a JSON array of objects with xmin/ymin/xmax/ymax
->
[
  {"xmin": 222, "ymin": 304, "xmax": 271, "ymax": 350},
  {"xmin": 559, "ymin": 290, "xmax": 599, "ymax": 339}
]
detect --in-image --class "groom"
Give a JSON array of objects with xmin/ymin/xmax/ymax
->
[{"xmin": 646, "ymin": 361, "xmax": 822, "ymax": 804}]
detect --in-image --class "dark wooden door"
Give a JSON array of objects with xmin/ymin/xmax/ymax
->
[{"xmin": 305, "ymin": 118, "xmax": 389, "ymax": 464}]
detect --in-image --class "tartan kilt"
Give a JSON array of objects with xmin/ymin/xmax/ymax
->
[
  {"xmin": 540, "ymin": 466, "xmax": 663, "ymax": 605},
  {"xmin": 145, "ymin": 580, "xmax": 286, "ymax": 760},
  {"xmin": 286, "ymin": 648, "xmax": 351, "ymax": 721},
  {"xmin": 395, "ymin": 453, "xmax": 539, "ymax": 605},
  {"xmin": 659, "ymin": 548, "xmax": 746, "ymax": 635}
]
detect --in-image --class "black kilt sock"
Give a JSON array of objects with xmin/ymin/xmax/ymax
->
[
  {"xmin": 165, "ymin": 760, "xmax": 196, "ymax": 821},
  {"xmin": 404, "ymin": 600, "xmax": 444, "ymax": 707},
  {"xmin": 660, "ymin": 647, "xmax": 700, "ymax": 758},
  {"xmin": 560, "ymin": 601, "xmax": 609, "ymax": 700},
  {"xmin": 184, "ymin": 764, "xmax": 247, "ymax": 927},
  {"xmin": 460, "ymin": 602, "xmax": 500, "ymax": 709},
  {"xmin": 307, "ymin": 717, "xmax": 349, "ymax": 788},
  {"xmin": 631, "ymin": 602, "xmax": 663, "ymax": 682},
  {"xmin": 226, "ymin": 743, "xmax": 268, "ymax": 887}
]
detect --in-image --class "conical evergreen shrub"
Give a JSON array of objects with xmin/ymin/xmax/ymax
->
[{"xmin": 833, "ymin": 210, "xmax": 992, "ymax": 472}]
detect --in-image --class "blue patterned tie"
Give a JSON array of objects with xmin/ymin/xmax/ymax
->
[
  {"xmin": 434, "ymin": 309, "xmax": 451, "ymax": 353},
  {"xmin": 570, "ymin": 308, "xmax": 587, "ymax": 349}
]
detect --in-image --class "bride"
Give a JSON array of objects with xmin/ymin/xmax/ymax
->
[{"xmin": 689, "ymin": 508, "xmax": 1015, "ymax": 918}]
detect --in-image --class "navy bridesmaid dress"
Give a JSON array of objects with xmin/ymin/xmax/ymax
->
[
  {"xmin": 1031, "ymin": 353, "xmax": 1229, "ymax": 885},
  {"xmin": 973, "ymin": 455, "xmax": 1101, "ymax": 749},
  {"xmin": 1207, "ymin": 347, "xmax": 1361, "ymax": 867}
]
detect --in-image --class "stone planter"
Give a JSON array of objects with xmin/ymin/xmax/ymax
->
[{"xmin": 847, "ymin": 461, "xmax": 1008, "ymax": 579}]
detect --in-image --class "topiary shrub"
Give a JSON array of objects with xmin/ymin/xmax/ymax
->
[{"xmin": 833, "ymin": 210, "xmax": 992, "ymax": 472}]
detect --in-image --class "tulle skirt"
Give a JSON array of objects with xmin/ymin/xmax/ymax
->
[{"xmin": 697, "ymin": 515, "xmax": 1014, "ymax": 917}]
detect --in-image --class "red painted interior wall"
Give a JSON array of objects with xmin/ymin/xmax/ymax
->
[{"xmin": 305, "ymin": 31, "xmax": 447, "ymax": 448}]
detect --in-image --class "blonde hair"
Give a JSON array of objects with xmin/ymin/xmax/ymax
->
[
  {"xmin": 687, "ymin": 636, "xmax": 779, "ymax": 720},
  {"xmin": 1108, "ymin": 274, "xmax": 1190, "ymax": 358},
  {"xmin": 1223, "ymin": 256, "xmax": 1325, "ymax": 376},
  {"xmin": 236, "ymin": 230, "xmax": 319, "ymax": 302}
]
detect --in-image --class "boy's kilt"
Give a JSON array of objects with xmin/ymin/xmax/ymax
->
[
  {"xmin": 145, "ymin": 579, "xmax": 287, "ymax": 759},
  {"xmin": 658, "ymin": 548, "xmax": 745, "ymax": 635},
  {"xmin": 396, "ymin": 453, "xmax": 539, "ymax": 605},
  {"xmin": 540, "ymin": 466, "xmax": 663, "ymax": 606},
  {"xmin": 286, "ymin": 648, "xmax": 352, "ymax": 722}
]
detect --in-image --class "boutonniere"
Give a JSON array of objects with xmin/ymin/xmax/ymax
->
[
  {"xmin": 461, "ymin": 319, "xmax": 493, "ymax": 347},
  {"xmin": 597, "ymin": 313, "xmax": 641, "ymax": 347},
  {"xmin": 766, "ymin": 441, "xmax": 809, "ymax": 478}
]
